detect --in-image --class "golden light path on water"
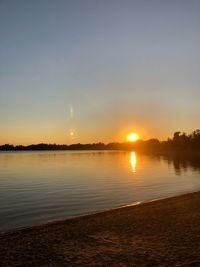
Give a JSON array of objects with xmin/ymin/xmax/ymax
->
[{"xmin": 130, "ymin": 152, "xmax": 137, "ymax": 173}]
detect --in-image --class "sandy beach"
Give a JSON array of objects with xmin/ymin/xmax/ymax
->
[{"xmin": 0, "ymin": 191, "xmax": 200, "ymax": 266}]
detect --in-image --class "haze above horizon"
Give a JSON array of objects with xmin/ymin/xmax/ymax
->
[{"xmin": 1, "ymin": 0, "xmax": 200, "ymax": 145}]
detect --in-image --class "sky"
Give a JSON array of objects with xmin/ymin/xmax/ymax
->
[{"xmin": 0, "ymin": 0, "xmax": 200, "ymax": 145}]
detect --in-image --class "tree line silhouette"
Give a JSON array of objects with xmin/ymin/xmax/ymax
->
[{"xmin": 1, "ymin": 129, "xmax": 200, "ymax": 153}]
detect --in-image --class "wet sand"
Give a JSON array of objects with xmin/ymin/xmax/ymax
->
[{"xmin": 0, "ymin": 192, "xmax": 200, "ymax": 266}]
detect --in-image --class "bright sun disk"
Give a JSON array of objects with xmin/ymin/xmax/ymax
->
[{"xmin": 127, "ymin": 132, "xmax": 139, "ymax": 142}]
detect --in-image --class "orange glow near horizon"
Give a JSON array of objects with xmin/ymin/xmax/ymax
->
[{"xmin": 127, "ymin": 132, "xmax": 139, "ymax": 142}]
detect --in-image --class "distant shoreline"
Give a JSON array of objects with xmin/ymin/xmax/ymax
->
[
  {"xmin": 1, "ymin": 128, "xmax": 200, "ymax": 153},
  {"xmin": 0, "ymin": 191, "xmax": 200, "ymax": 266}
]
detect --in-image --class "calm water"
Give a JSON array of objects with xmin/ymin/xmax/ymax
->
[{"xmin": 0, "ymin": 151, "xmax": 200, "ymax": 230}]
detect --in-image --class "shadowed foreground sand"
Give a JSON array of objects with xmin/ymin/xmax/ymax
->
[{"xmin": 0, "ymin": 192, "xmax": 200, "ymax": 266}]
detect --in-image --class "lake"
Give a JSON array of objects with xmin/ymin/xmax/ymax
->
[{"xmin": 0, "ymin": 151, "xmax": 200, "ymax": 230}]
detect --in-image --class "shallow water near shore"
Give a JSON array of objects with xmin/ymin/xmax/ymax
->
[{"xmin": 0, "ymin": 150, "xmax": 200, "ymax": 230}]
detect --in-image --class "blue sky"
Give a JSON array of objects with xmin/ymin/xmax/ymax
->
[{"xmin": 1, "ymin": 0, "xmax": 200, "ymax": 144}]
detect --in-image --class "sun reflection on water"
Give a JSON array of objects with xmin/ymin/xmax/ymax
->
[{"xmin": 130, "ymin": 151, "xmax": 137, "ymax": 173}]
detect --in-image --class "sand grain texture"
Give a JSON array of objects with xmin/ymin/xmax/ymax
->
[{"xmin": 0, "ymin": 192, "xmax": 200, "ymax": 266}]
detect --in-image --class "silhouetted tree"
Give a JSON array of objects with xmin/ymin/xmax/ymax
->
[{"xmin": 1, "ymin": 129, "xmax": 200, "ymax": 152}]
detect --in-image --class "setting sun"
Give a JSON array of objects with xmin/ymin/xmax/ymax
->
[{"xmin": 127, "ymin": 132, "xmax": 139, "ymax": 142}]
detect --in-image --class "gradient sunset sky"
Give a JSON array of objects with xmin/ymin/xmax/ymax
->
[{"xmin": 1, "ymin": 0, "xmax": 200, "ymax": 145}]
